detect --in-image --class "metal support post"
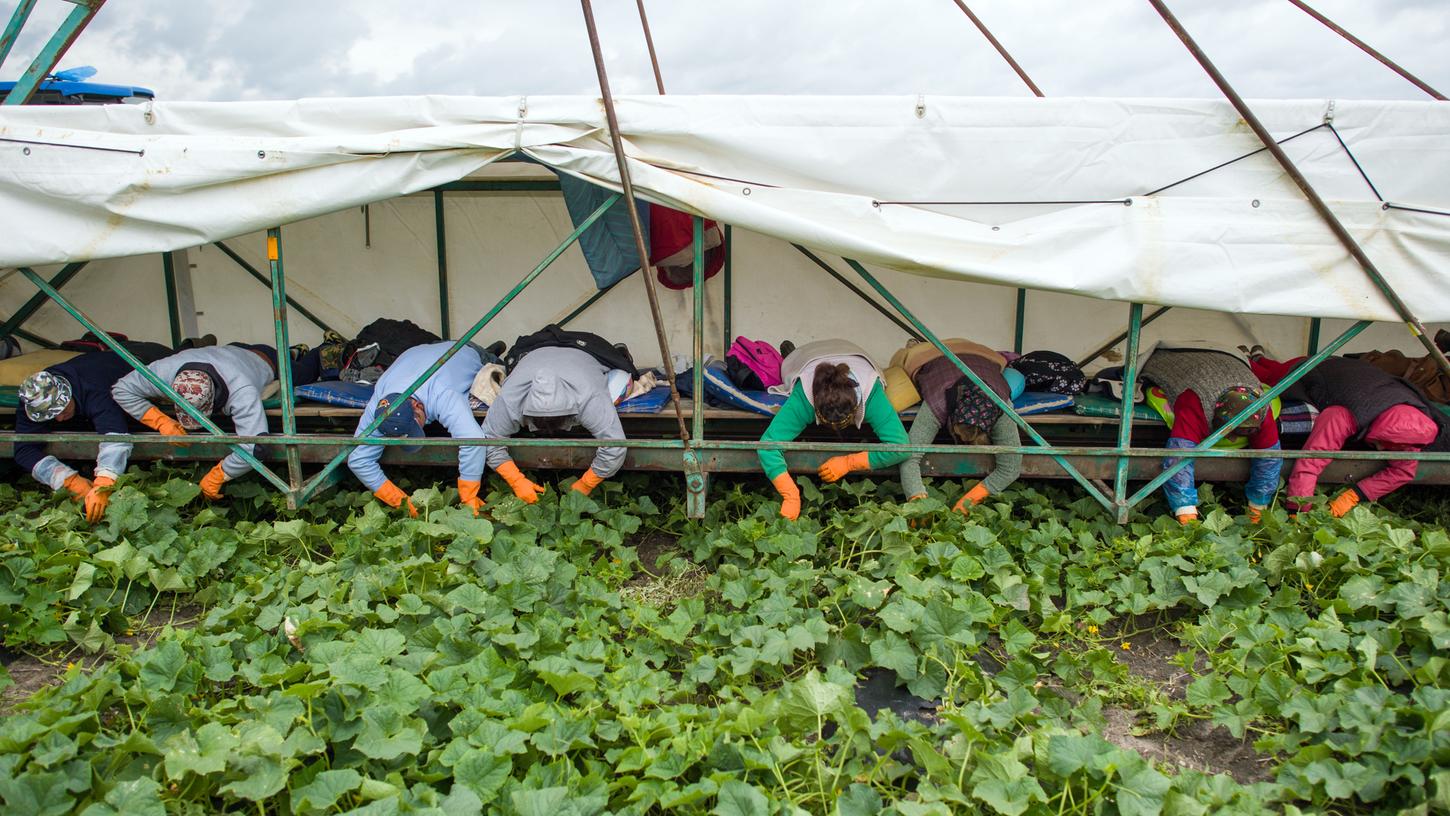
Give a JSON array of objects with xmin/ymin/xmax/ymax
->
[
  {"xmin": 580, "ymin": 0, "xmax": 691, "ymax": 446},
  {"xmin": 722, "ymin": 224, "xmax": 732, "ymax": 353},
  {"xmin": 434, "ymin": 190, "xmax": 451, "ymax": 339},
  {"xmin": 1077, "ymin": 306, "xmax": 1172, "ymax": 369},
  {"xmin": 0, "ymin": 0, "xmax": 39, "ymax": 73},
  {"xmin": 1150, "ymin": 0, "xmax": 1450, "ymax": 383},
  {"xmin": 559, "ymin": 274, "xmax": 629, "ymax": 327},
  {"xmin": 15, "ymin": 265, "xmax": 293, "ymax": 494},
  {"xmin": 266, "ymin": 227, "xmax": 302, "ymax": 503},
  {"xmin": 1, "ymin": 263, "xmax": 87, "ymax": 338},
  {"xmin": 841, "ymin": 258, "xmax": 1114, "ymax": 511},
  {"xmin": 1128, "ymin": 319, "xmax": 1372, "ymax": 507},
  {"xmin": 1013, "ymin": 288, "xmax": 1027, "ymax": 353},
  {"xmin": 1112, "ymin": 303, "xmax": 1144, "ymax": 522},
  {"xmin": 634, "ymin": 0, "xmax": 666, "ymax": 95},
  {"xmin": 1307, "ymin": 317, "xmax": 1322, "ymax": 356},
  {"xmin": 162, "ymin": 252, "xmax": 182, "ymax": 349},
  {"xmin": 2, "ymin": 0, "xmax": 105, "ymax": 106},
  {"xmin": 792, "ymin": 244, "xmax": 924, "ymax": 341},
  {"xmin": 948, "ymin": 0, "xmax": 1044, "ymax": 97},
  {"xmin": 295, "ymin": 193, "xmax": 624, "ymax": 504},
  {"xmin": 685, "ymin": 216, "xmax": 708, "ymax": 517},
  {"xmin": 213, "ymin": 241, "xmax": 338, "ymax": 336}
]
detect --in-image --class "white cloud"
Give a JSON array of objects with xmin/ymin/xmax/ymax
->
[{"xmin": 4, "ymin": 0, "xmax": 1446, "ymax": 102}]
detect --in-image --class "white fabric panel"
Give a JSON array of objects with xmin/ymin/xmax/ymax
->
[{"xmin": 2, "ymin": 95, "xmax": 1448, "ymax": 320}]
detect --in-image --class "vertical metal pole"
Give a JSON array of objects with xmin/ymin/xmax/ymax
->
[
  {"xmin": 1284, "ymin": 0, "xmax": 1446, "ymax": 101},
  {"xmin": 1013, "ymin": 288, "xmax": 1027, "ymax": 354},
  {"xmin": 162, "ymin": 252, "xmax": 182, "ymax": 349},
  {"xmin": 434, "ymin": 191, "xmax": 451, "ymax": 339},
  {"xmin": 266, "ymin": 227, "xmax": 302, "ymax": 503},
  {"xmin": 1307, "ymin": 317, "xmax": 1322, "ymax": 356},
  {"xmin": 0, "ymin": 0, "xmax": 39, "ymax": 73},
  {"xmin": 1113, "ymin": 303, "xmax": 1144, "ymax": 523},
  {"xmin": 2, "ymin": 0, "xmax": 105, "ymax": 106},
  {"xmin": 579, "ymin": 0, "xmax": 690, "ymax": 445},
  {"xmin": 1149, "ymin": 0, "xmax": 1450, "ymax": 383},
  {"xmin": 687, "ymin": 216, "xmax": 708, "ymax": 517},
  {"xmin": 722, "ymin": 224, "xmax": 732, "ymax": 354},
  {"xmin": 634, "ymin": 0, "xmax": 666, "ymax": 95}
]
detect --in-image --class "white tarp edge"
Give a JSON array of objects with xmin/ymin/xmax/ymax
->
[{"xmin": 1, "ymin": 94, "xmax": 1448, "ymax": 321}]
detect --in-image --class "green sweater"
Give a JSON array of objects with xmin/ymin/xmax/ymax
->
[{"xmin": 757, "ymin": 382, "xmax": 911, "ymax": 479}]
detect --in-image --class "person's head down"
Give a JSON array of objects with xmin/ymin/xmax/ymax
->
[{"xmin": 812, "ymin": 363, "xmax": 858, "ymax": 430}]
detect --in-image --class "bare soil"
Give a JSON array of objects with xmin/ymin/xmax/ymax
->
[
  {"xmin": 0, "ymin": 604, "xmax": 202, "ymax": 713},
  {"xmin": 1101, "ymin": 706, "xmax": 1273, "ymax": 785}
]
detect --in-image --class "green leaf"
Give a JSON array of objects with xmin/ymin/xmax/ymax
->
[
  {"xmin": 869, "ymin": 632, "xmax": 918, "ymax": 679},
  {"xmin": 164, "ymin": 722, "xmax": 239, "ymax": 779},
  {"xmin": 219, "ymin": 755, "xmax": 289, "ymax": 801},
  {"xmin": 66, "ymin": 562, "xmax": 96, "ymax": 601},
  {"xmin": 354, "ymin": 708, "xmax": 426, "ymax": 760},
  {"xmin": 510, "ymin": 787, "xmax": 569, "ymax": 816},
  {"xmin": 834, "ymin": 783, "xmax": 882, "ymax": 816},
  {"xmin": 713, "ymin": 780, "xmax": 769, "ymax": 816},
  {"xmin": 78, "ymin": 778, "xmax": 164, "ymax": 816},
  {"xmin": 291, "ymin": 769, "xmax": 362, "ymax": 814},
  {"xmin": 1045, "ymin": 733, "xmax": 1105, "ymax": 777},
  {"xmin": 0, "ymin": 771, "xmax": 80, "ymax": 816}
]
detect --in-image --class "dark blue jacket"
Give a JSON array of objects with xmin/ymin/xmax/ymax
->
[{"xmin": 14, "ymin": 352, "xmax": 138, "ymax": 473}]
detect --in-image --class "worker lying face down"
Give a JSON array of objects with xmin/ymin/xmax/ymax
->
[
  {"xmin": 1253, "ymin": 355, "xmax": 1450, "ymax": 517},
  {"xmin": 111, "ymin": 343, "xmax": 281, "ymax": 503},
  {"xmin": 348, "ymin": 341, "xmax": 487, "ymax": 517},
  {"xmin": 759, "ymin": 339, "xmax": 910, "ymax": 520},
  {"xmin": 896, "ymin": 339, "xmax": 1022, "ymax": 515},
  {"xmin": 1140, "ymin": 345, "xmax": 1282, "ymax": 524},
  {"xmin": 479, "ymin": 346, "xmax": 627, "ymax": 503},
  {"xmin": 17, "ymin": 344, "xmax": 170, "ymax": 522}
]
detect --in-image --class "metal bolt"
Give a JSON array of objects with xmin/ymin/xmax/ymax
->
[
  {"xmin": 22, "ymin": 147, "xmax": 30, "ymax": 156},
  {"xmin": 258, "ymin": 150, "xmax": 266, "ymax": 159}
]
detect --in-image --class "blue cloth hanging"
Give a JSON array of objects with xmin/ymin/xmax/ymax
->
[{"xmin": 558, "ymin": 174, "xmax": 651, "ymax": 289}]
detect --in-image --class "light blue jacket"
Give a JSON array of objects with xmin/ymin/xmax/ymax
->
[{"xmin": 347, "ymin": 342, "xmax": 484, "ymax": 491}]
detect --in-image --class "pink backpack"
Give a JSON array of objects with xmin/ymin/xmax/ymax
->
[{"xmin": 726, "ymin": 337, "xmax": 784, "ymax": 389}]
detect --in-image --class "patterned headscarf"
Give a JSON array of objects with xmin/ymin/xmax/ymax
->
[
  {"xmin": 1213, "ymin": 385, "xmax": 1265, "ymax": 436},
  {"xmin": 19, "ymin": 371, "xmax": 72, "ymax": 422},
  {"xmin": 171, "ymin": 368, "xmax": 216, "ymax": 430},
  {"xmin": 946, "ymin": 378, "xmax": 1004, "ymax": 442}
]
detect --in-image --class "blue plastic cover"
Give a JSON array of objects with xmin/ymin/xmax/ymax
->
[
  {"xmin": 558, "ymin": 174, "xmax": 650, "ymax": 289},
  {"xmin": 0, "ymin": 80, "xmax": 155, "ymax": 100}
]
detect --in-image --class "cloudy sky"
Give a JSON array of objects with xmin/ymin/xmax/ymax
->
[{"xmin": 5, "ymin": 0, "xmax": 1447, "ymax": 102}]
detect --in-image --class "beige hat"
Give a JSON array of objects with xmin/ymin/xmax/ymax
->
[{"xmin": 469, "ymin": 363, "xmax": 507, "ymax": 409}]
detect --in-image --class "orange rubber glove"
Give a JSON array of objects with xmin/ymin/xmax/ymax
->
[
  {"xmin": 496, "ymin": 461, "xmax": 545, "ymax": 504},
  {"xmin": 772, "ymin": 473, "xmax": 801, "ymax": 520},
  {"xmin": 62, "ymin": 473, "xmax": 92, "ymax": 501},
  {"xmin": 571, "ymin": 468, "xmax": 604, "ymax": 496},
  {"xmin": 84, "ymin": 476, "xmax": 115, "ymax": 523},
  {"xmin": 1328, "ymin": 488, "xmax": 1361, "ymax": 518},
  {"xmin": 1176, "ymin": 510, "xmax": 1199, "ymax": 525},
  {"xmin": 199, "ymin": 463, "xmax": 228, "ymax": 501},
  {"xmin": 952, "ymin": 482, "xmax": 991, "ymax": 515},
  {"xmin": 374, "ymin": 479, "xmax": 418, "ymax": 518},
  {"xmin": 140, "ymin": 406, "xmax": 187, "ymax": 438},
  {"xmin": 1246, "ymin": 504, "xmax": 1266, "ymax": 524},
  {"xmin": 818, "ymin": 451, "xmax": 871, "ymax": 483},
  {"xmin": 458, "ymin": 479, "xmax": 485, "ymax": 516}
]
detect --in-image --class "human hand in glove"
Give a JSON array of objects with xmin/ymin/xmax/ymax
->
[
  {"xmin": 62, "ymin": 473, "xmax": 92, "ymax": 501},
  {"xmin": 1246, "ymin": 504, "xmax": 1266, "ymax": 524},
  {"xmin": 458, "ymin": 479, "xmax": 485, "ymax": 516},
  {"xmin": 374, "ymin": 479, "xmax": 418, "ymax": 517},
  {"xmin": 772, "ymin": 473, "xmax": 801, "ymax": 520},
  {"xmin": 571, "ymin": 468, "xmax": 604, "ymax": 496},
  {"xmin": 199, "ymin": 463, "xmax": 229, "ymax": 501},
  {"xmin": 952, "ymin": 482, "xmax": 990, "ymax": 515},
  {"xmin": 818, "ymin": 452, "xmax": 870, "ymax": 483},
  {"xmin": 140, "ymin": 406, "xmax": 188, "ymax": 441},
  {"xmin": 496, "ymin": 461, "xmax": 545, "ymax": 504},
  {"xmin": 84, "ymin": 476, "xmax": 115, "ymax": 523},
  {"xmin": 1328, "ymin": 488, "xmax": 1360, "ymax": 518}
]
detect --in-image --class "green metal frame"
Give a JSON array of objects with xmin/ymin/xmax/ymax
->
[
  {"xmin": 213, "ymin": 241, "xmax": 337, "ymax": 336},
  {"xmin": 267, "ymin": 227, "xmax": 303, "ymax": 500},
  {"xmin": 161, "ymin": 253, "xmax": 182, "ymax": 349},
  {"xmin": 1, "ymin": 0, "xmax": 104, "ymax": 106},
  {"xmin": 434, "ymin": 191, "xmax": 451, "ymax": 339},
  {"xmin": 1, "ymin": 262, "xmax": 86, "ymax": 339},
  {"xmin": 1013, "ymin": 288, "xmax": 1027, "ymax": 354},
  {"xmin": 0, "ymin": 0, "xmax": 40, "ymax": 74}
]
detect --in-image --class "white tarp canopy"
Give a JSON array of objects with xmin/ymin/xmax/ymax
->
[{"xmin": 1, "ymin": 94, "xmax": 1448, "ymax": 321}]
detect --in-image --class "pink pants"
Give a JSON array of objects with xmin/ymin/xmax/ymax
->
[{"xmin": 1287, "ymin": 404, "xmax": 1438, "ymax": 503}]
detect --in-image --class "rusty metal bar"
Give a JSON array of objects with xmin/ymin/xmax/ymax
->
[
  {"xmin": 1149, "ymin": 0, "xmax": 1450, "ymax": 384},
  {"xmin": 1284, "ymin": 0, "xmax": 1446, "ymax": 101},
  {"xmin": 791, "ymin": 244, "xmax": 923, "ymax": 341},
  {"xmin": 634, "ymin": 0, "xmax": 666, "ymax": 94},
  {"xmin": 948, "ymin": 0, "xmax": 1044, "ymax": 97},
  {"xmin": 2, "ymin": 0, "xmax": 105, "ymax": 106},
  {"xmin": 580, "ymin": 0, "xmax": 690, "ymax": 443}
]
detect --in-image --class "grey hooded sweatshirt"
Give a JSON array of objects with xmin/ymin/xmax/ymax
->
[{"xmin": 480, "ymin": 346, "xmax": 627, "ymax": 477}]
